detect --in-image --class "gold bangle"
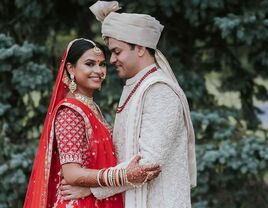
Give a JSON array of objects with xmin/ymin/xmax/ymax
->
[
  {"xmin": 123, "ymin": 168, "xmax": 127, "ymax": 186},
  {"xmin": 97, "ymin": 169, "xmax": 105, "ymax": 187},
  {"xmin": 115, "ymin": 169, "xmax": 119, "ymax": 186},
  {"xmin": 112, "ymin": 169, "xmax": 116, "ymax": 186},
  {"xmin": 108, "ymin": 169, "xmax": 113, "ymax": 186},
  {"xmin": 103, "ymin": 169, "xmax": 109, "ymax": 187}
]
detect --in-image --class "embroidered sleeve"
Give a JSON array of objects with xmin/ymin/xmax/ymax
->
[
  {"xmin": 139, "ymin": 83, "xmax": 183, "ymax": 166},
  {"xmin": 55, "ymin": 106, "xmax": 87, "ymax": 165}
]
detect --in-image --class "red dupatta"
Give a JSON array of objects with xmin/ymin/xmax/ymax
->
[
  {"xmin": 24, "ymin": 40, "xmax": 123, "ymax": 208},
  {"xmin": 23, "ymin": 49, "xmax": 68, "ymax": 208}
]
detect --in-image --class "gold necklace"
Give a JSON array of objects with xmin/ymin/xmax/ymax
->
[{"xmin": 74, "ymin": 93, "xmax": 98, "ymax": 115}]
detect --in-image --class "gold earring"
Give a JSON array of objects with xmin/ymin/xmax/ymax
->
[{"xmin": 69, "ymin": 74, "xmax": 77, "ymax": 93}]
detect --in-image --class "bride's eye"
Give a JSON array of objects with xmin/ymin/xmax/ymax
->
[{"xmin": 86, "ymin": 62, "xmax": 95, "ymax": 67}]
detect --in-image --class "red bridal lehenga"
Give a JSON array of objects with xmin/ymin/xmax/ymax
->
[{"xmin": 23, "ymin": 45, "xmax": 123, "ymax": 208}]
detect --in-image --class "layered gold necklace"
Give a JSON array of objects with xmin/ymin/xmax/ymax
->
[{"xmin": 74, "ymin": 93, "xmax": 99, "ymax": 115}]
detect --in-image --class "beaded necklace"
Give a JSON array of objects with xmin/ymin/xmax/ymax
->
[{"xmin": 116, "ymin": 67, "xmax": 157, "ymax": 113}]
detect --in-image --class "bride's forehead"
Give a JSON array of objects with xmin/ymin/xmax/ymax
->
[{"xmin": 79, "ymin": 49, "xmax": 105, "ymax": 62}]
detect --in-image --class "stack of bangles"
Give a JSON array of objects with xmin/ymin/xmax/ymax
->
[{"xmin": 97, "ymin": 168, "xmax": 149, "ymax": 188}]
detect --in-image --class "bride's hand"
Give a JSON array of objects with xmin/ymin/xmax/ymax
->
[
  {"xmin": 59, "ymin": 179, "xmax": 92, "ymax": 200},
  {"xmin": 126, "ymin": 155, "xmax": 161, "ymax": 185}
]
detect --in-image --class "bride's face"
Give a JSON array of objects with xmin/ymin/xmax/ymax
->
[{"xmin": 68, "ymin": 48, "xmax": 106, "ymax": 95}]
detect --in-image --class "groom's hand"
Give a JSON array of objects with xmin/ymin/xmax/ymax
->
[{"xmin": 59, "ymin": 179, "xmax": 92, "ymax": 200}]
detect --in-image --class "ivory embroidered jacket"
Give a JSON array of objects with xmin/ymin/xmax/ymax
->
[{"xmin": 91, "ymin": 64, "xmax": 192, "ymax": 208}]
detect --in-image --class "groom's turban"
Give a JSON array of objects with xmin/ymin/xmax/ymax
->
[{"xmin": 90, "ymin": 1, "xmax": 164, "ymax": 49}]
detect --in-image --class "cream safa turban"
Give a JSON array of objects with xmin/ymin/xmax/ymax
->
[
  {"xmin": 90, "ymin": 1, "xmax": 164, "ymax": 50},
  {"xmin": 90, "ymin": 1, "xmax": 197, "ymax": 189}
]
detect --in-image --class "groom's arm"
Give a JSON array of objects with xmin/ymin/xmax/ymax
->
[{"xmin": 138, "ymin": 83, "xmax": 181, "ymax": 167}]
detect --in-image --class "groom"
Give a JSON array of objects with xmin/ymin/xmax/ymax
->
[{"xmin": 62, "ymin": 1, "xmax": 197, "ymax": 207}]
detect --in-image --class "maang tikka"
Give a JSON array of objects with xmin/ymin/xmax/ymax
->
[
  {"xmin": 83, "ymin": 39, "xmax": 102, "ymax": 56},
  {"xmin": 69, "ymin": 74, "xmax": 77, "ymax": 93}
]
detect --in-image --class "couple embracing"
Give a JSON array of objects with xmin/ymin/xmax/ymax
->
[{"xmin": 24, "ymin": 1, "xmax": 196, "ymax": 208}]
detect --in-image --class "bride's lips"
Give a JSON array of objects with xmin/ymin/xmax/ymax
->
[{"xmin": 89, "ymin": 76, "xmax": 102, "ymax": 82}]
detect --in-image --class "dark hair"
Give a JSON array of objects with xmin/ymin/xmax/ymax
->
[
  {"xmin": 66, "ymin": 39, "xmax": 106, "ymax": 65},
  {"xmin": 127, "ymin": 43, "xmax": 155, "ymax": 57}
]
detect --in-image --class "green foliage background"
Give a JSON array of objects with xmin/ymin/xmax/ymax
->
[{"xmin": 0, "ymin": 0, "xmax": 268, "ymax": 207}]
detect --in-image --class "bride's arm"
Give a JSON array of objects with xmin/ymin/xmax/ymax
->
[
  {"xmin": 56, "ymin": 106, "xmax": 160, "ymax": 199},
  {"xmin": 59, "ymin": 155, "xmax": 160, "ymax": 200}
]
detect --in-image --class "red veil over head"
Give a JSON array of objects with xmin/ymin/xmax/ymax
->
[{"xmin": 23, "ymin": 45, "xmax": 69, "ymax": 207}]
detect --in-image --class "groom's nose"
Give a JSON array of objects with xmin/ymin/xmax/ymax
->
[{"xmin": 110, "ymin": 53, "xmax": 117, "ymax": 65}]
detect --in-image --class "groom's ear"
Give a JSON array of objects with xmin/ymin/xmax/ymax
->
[
  {"xmin": 136, "ymin": 45, "xmax": 146, "ymax": 57},
  {"xmin": 104, "ymin": 37, "xmax": 110, "ymax": 47}
]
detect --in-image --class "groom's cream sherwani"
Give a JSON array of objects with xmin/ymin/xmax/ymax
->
[{"xmin": 91, "ymin": 64, "xmax": 192, "ymax": 208}]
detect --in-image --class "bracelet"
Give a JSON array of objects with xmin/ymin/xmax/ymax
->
[
  {"xmin": 108, "ymin": 169, "xmax": 114, "ymax": 186},
  {"xmin": 115, "ymin": 169, "xmax": 120, "ymax": 186},
  {"xmin": 97, "ymin": 169, "xmax": 105, "ymax": 187},
  {"xmin": 103, "ymin": 169, "xmax": 109, "ymax": 187},
  {"xmin": 123, "ymin": 168, "xmax": 128, "ymax": 186},
  {"xmin": 99, "ymin": 168, "xmax": 129, "ymax": 187},
  {"xmin": 119, "ymin": 169, "xmax": 124, "ymax": 186}
]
